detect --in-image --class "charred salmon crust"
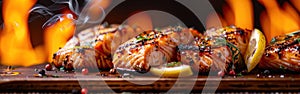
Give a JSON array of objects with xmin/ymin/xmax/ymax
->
[
  {"xmin": 52, "ymin": 24, "xmax": 143, "ymax": 70},
  {"xmin": 178, "ymin": 36, "xmax": 246, "ymax": 73},
  {"xmin": 205, "ymin": 26, "xmax": 252, "ymax": 55},
  {"xmin": 113, "ymin": 26, "xmax": 199, "ymax": 73},
  {"xmin": 259, "ymin": 31, "xmax": 300, "ymax": 72}
]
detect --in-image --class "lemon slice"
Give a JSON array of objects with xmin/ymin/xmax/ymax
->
[
  {"xmin": 150, "ymin": 65, "xmax": 193, "ymax": 77},
  {"xmin": 244, "ymin": 29, "xmax": 266, "ymax": 72}
]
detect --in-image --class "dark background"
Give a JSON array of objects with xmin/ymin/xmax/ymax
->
[{"xmin": 0, "ymin": 0, "xmax": 299, "ymax": 48}]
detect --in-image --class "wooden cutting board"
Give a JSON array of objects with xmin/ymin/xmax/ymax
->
[{"xmin": 0, "ymin": 64, "xmax": 300, "ymax": 93}]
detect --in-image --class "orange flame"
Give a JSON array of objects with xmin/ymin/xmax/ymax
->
[
  {"xmin": 0, "ymin": 0, "xmax": 45, "ymax": 66},
  {"xmin": 259, "ymin": 0, "xmax": 300, "ymax": 42},
  {"xmin": 226, "ymin": 0, "xmax": 253, "ymax": 29},
  {"xmin": 290, "ymin": 0, "xmax": 300, "ymax": 12},
  {"xmin": 208, "ymin": 0, "xmax": 299, "ymax": 42},
  {"xmin": 0, "ymin": 0, "xmax": 114, "ymax": 66},
  {"xmin": 207, "ymin": 0, "xmax": 253, "ymax": 30},
  {"xmin": 44, "ymin": 11, "xmax": 75, "ymax": 62}
]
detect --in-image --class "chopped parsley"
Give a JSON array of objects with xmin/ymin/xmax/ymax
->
[
  {"xmin": 136, "ymin": 35, "xmax": 150, "ymax": 41},
  {"xmin": 166, "ymin": 62, "xmax": 182, "ymax": 67}
]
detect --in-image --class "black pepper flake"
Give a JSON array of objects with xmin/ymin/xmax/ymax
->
[
  {"xmin": 256, "ymin": 74, "xmax": 261, "ymax": 78},
  {"xmin": 117, "ymin": 75, "xmax": 122, "ymax": 78},
  {"xmin": 38, "ymin": 69, "xmax": 46, "ymax": 76},
  {"xmin": 100, "ymin": 73, "xmax": 108, "ymax": 77},
  {"xmin": 71, "ymin": 89, "xmax": 80, "ymax": 94},
  {"xmin": 199, "ymin": 46, "xmax": 205, "ymax": 52},
  {"xmin": 263, "ymin": 70, "xmax": 270, "ymax": 76},
  {"xmin": 109, "ymin": 69, "xmax": 117, "ymax": 74},
  {"xmin": 122, "ymin": 73, "xmax": 133, "ymax": 78},
  {"xmin": 63, "ymin": 59, "xmax": 68, "ymax": 65}
]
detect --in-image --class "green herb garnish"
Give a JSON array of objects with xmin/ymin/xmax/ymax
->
[
  {"xmin": 214, "ymin": 38, "xmax": 227, "ymax": 47},
  {"xmin": 136, "ymin": 35, "xmax": 150, "ymax": 41},
  {"xmin": 279, "ymin": 65, "xmax": 287, "ymax": 73},
  {"xmin": 270, "ymin": 38, "xmax": 276, "ymax": 44},
  {"xmin": 166, "ymin": 62, "xmax": 182, "ymax": 67},
  {"xmin": 236, "ymin": 73, "xmax": 243, "ymax": 77}
]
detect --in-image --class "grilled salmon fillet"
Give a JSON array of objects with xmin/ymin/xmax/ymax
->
[
  {"xmin": 259, "ymin": 31, "xmax": 300, "ymax": 72},
  {"xmin": 52, "ymin": 24, "xmax": 143, "ymax": 70},
  {"xmin": 178, "ymin": 36, "xmax": 245, "ymax": 73},
  {"xmin": 112, "ymin": 27, "xmax": 199, "ymax": 72},
  {"xmin": 205, "ymin": 26, "xmax": 252, "ymax": 55}
]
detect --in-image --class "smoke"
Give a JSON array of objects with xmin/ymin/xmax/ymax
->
[
  {"xmin": 76, "ymin": 1, "xmax": 106, "ymax": 25},
  {"xmin": 30, "ymin": 0, "xmax": 106, "ymax": 34},
  {"xmin": 51, "ymin": 0, "xmax": 82, "ymax": 15},
  {"xmin": 29, "ymin": 4, "xmax": 54, "ymax": 22},
  {"xmin": 42, "ymin": 14, "xmax": 75, "ymax": 29}
]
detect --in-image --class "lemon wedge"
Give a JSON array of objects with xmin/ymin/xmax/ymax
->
[
  {"xmin": 150, "ymin": 65, "xmax": 193, "ymax": 77},
  {"xmin": 244, "ymin": 29, "xmax": 266, "ymax": 72}
]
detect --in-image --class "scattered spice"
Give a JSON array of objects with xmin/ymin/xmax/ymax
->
[
  {"xmin": 33, "ymin": 74, "xmax": 43, "ymax": 77},
  {"xmin": 7, "ymin": 66, "xmax": 13, "ymax": 70},
  {"xmin": 166, "ymin": 62, "xmax": 182, "ymax": 67},
  {"xmin": 228, "ymin": 70, "xmax": 236, "ymax": 76},
  {"xmin": 45, "ymin": 64, "xmax": 53, "ymax": 71},
  {"xmin": 268, "ymin": 75, "xmax": 272, "ymax": 78},
  {"xmin": 38, "ymin": 69, "xmax": 46, "ymax": 76},
  {"xmin": 280, "ymin": 75, "xmax": 285, "ymax": 78},
  {"xmin": 256, "ymin": 74, "xmax": 261, "ymax": 78},
  {"xmin": 240, "ymin": 70, "xmax": 248, "ymax": 75},
  {"xmin": 52, "ymin": 75, "xmax": 59, "ymax": 78},
  {"xmin": 117, "ymin": 75, "xmax": 122, "ymax": 78},
  {"xmin": 82, "ymin": 68, "xmax": 89, "ymax": 75},
  {"xmin": 71, "ymin": 89, "xmax": 79, "ymax": 94},
  {"xmin": 100, "ymin": 73, "xmax": 108, "ymax": 77},
  {"xmin": 81, "ymin": 88, "xmax": 88, "ymax": 94},
  {"xmin": 263, "ymin": 70, "xmax": 270, "ymax": 76},
  {"xmin": 218, "ymin": 70, "xmax": 225, "ymax": 77},
  {"xmin": 59, "ymin": 67, "xmax": 65, "ymax": 71},
  {"xmin": 233, "ymin": 76, "xmax": 237, "ymax": 78},
  {"xmin": 34, "ymin": 68, "xmax": 39, "ymax": 72},
  {"xmin": 122, "ymin": 73, "xmax": 133, "ymax": 78},
  {"xmin": 109, "ymin": 69, "xmax": 117, "ymax": 74},
  {"xmin": 236, "ymin": 73, "xmax": 243, "ymax": 77}
]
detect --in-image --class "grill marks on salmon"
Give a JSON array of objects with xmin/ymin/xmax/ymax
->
[
  {"xmin": 53, "ymin": 25, "xmax": 249, "ymax": 73},
  {"xmin": 113, "ymin": 27, "xmax": 199, "ymax": 72},
  {"xmin": 259, "ymin": 31, "xmax": 300, "ymax": 72},
  {"xmin": 178, "ymin": 37, "xmax": 244, "ymax": 73},
  {"xmin": 205, "ymin": 26, "xmax": 252, "ymax": 55},
  {"xmin": 52, "ymin": 24, "xmax": 143, "ymax": 70}
]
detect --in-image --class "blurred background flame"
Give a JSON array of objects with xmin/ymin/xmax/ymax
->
[
  {"xmin": 207, "ymin": 0, "xmax": 300, "ymax": 42},
  {"xmin": 259, "ymin": 0, "xmax": 300, "ymax": 41},
  {"xmin": 0, "ymin": 0, "xmax": 43, "ymax": 66},
  {"xmin": 0, "ymin": 0, "xmax": 299, "ymax": 66},
  {"xmin": 0, "ymin": 0, "xmax": 111, "ymax": 66}
]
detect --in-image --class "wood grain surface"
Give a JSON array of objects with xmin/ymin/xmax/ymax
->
[{"xmin": 0, "ymin": 64, "xmax": 300, "ymax": 93}]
